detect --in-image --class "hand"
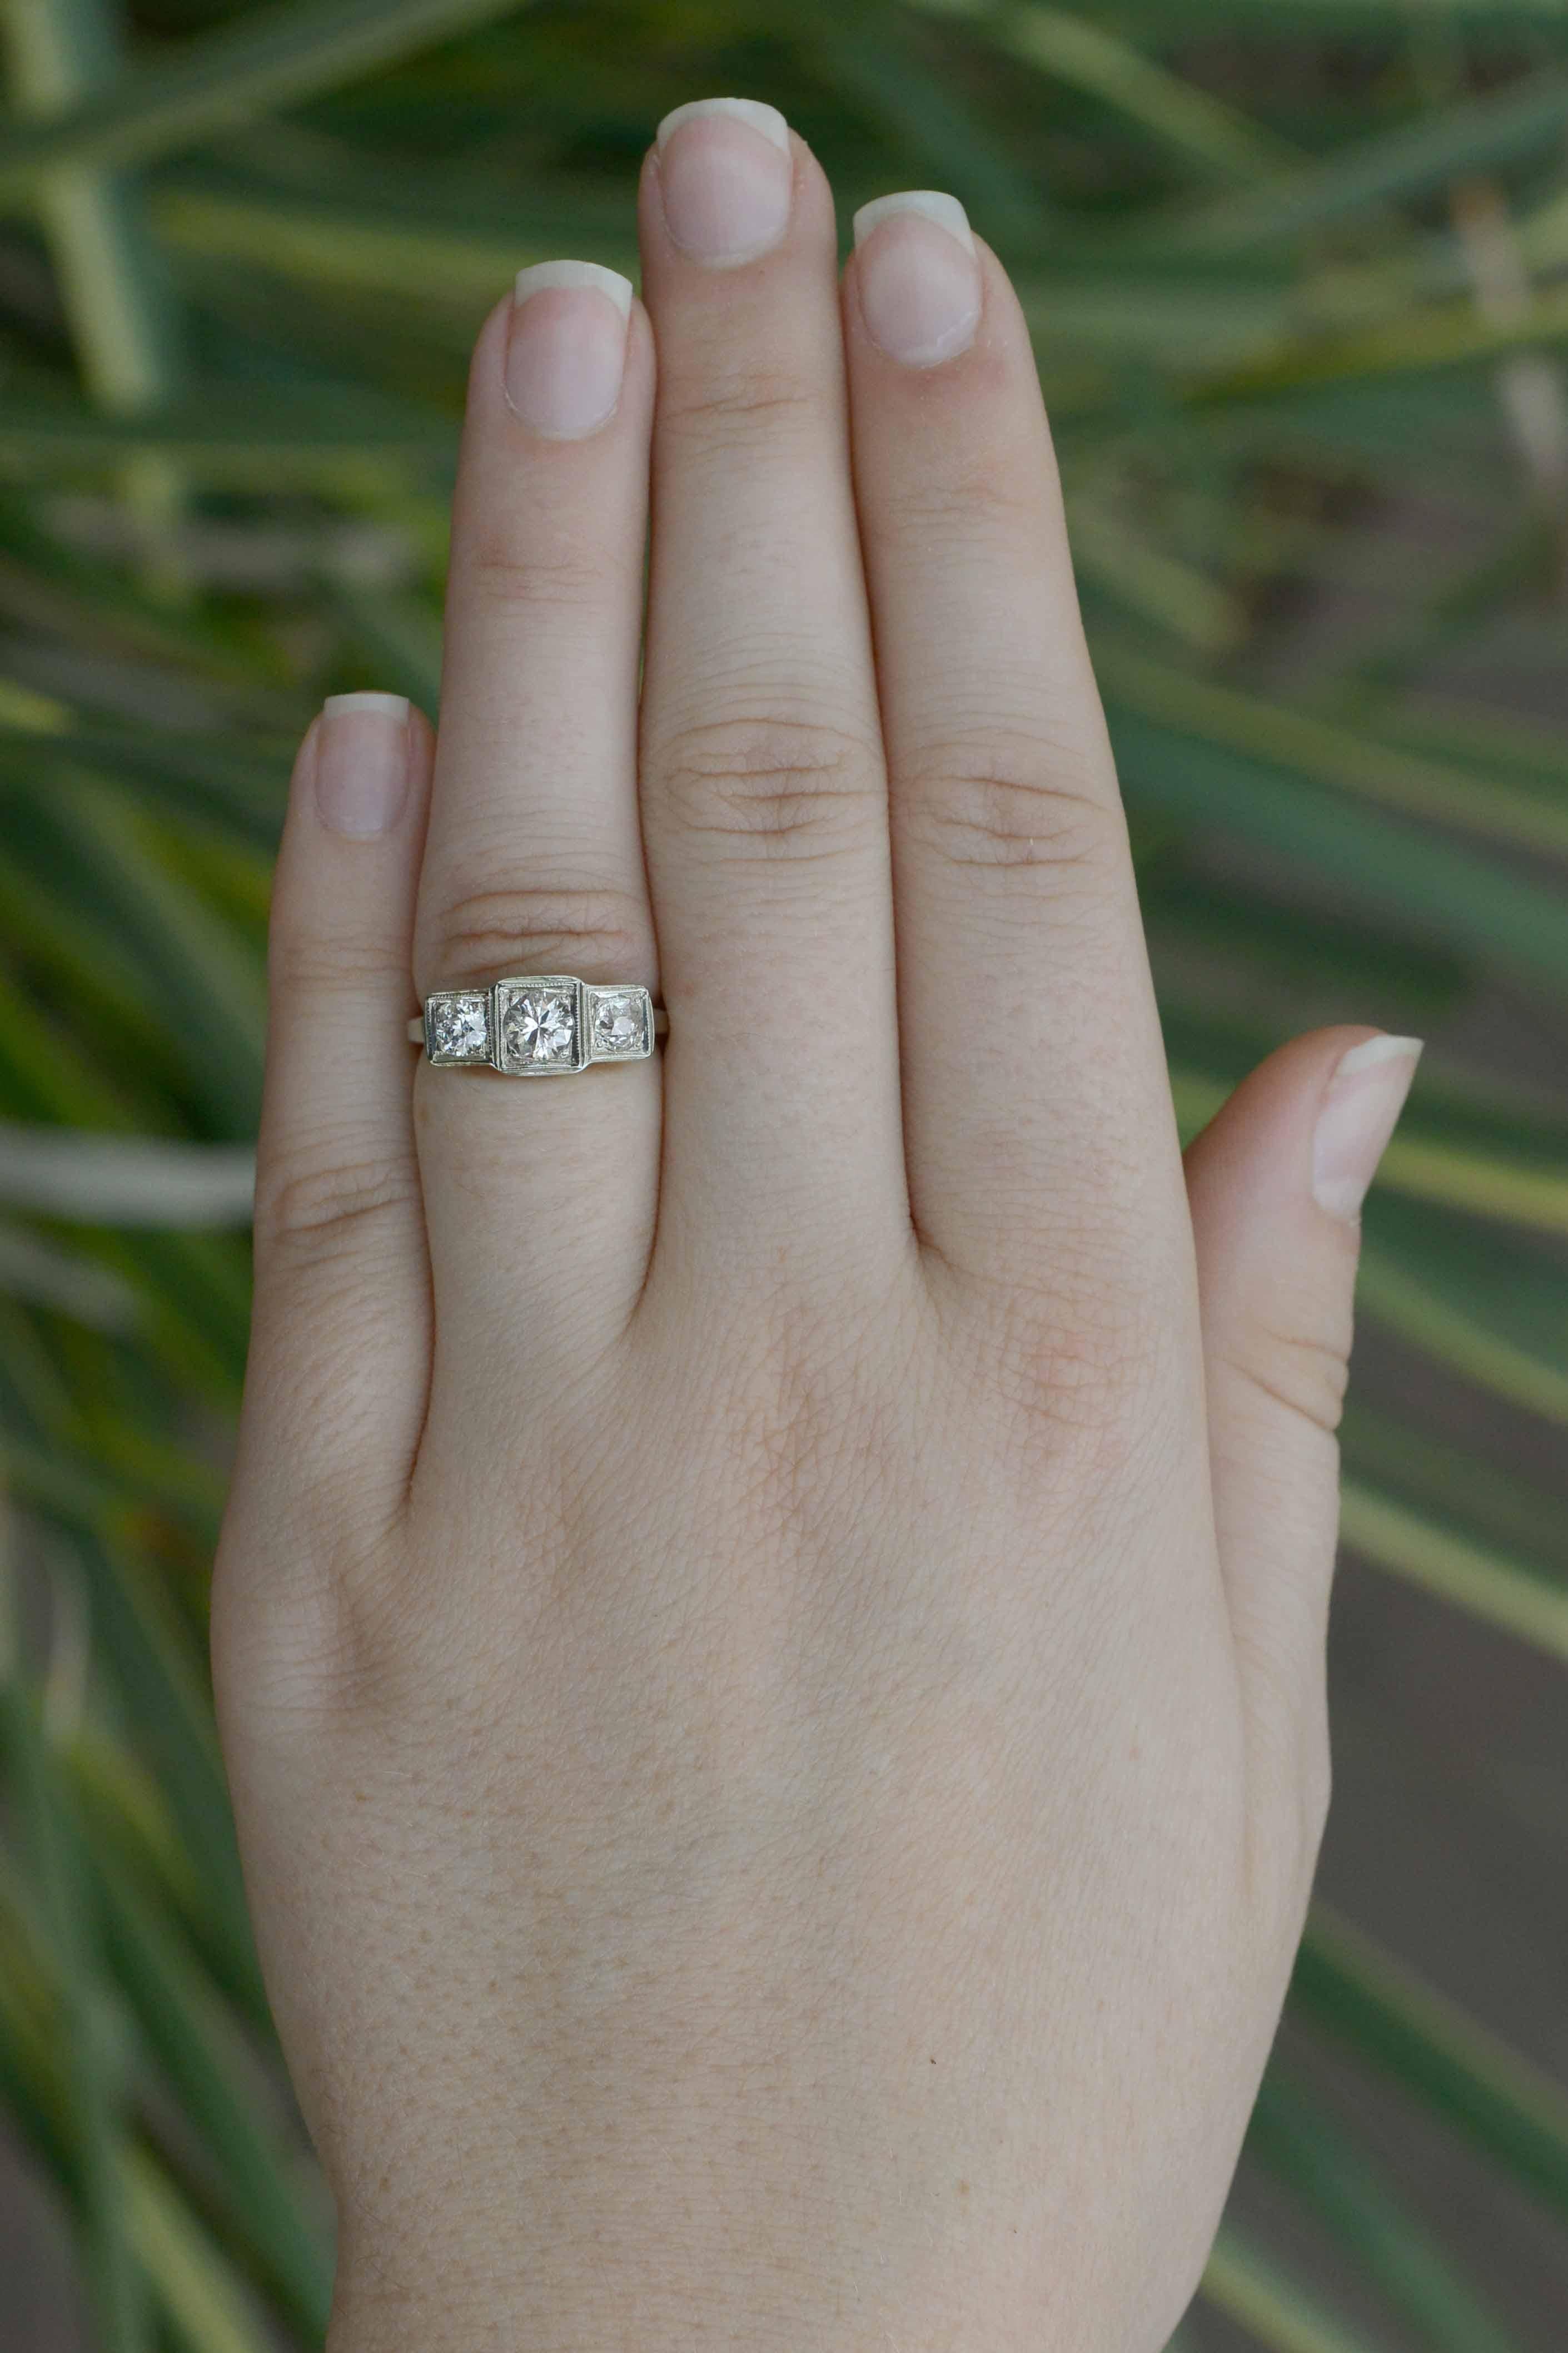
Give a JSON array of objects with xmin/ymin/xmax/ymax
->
[{"xmin": 213, "ymin": 98, "xmax": 1420, "ymax": 2353}]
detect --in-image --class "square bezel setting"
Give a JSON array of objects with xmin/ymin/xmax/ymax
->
[
  {"xmin": 494, "ymin": 976, "xmax": 585, "ymax": 1075},
  {"xmin": 424, "ymin": 990, "xmax": 492, "ymax": 1066},
  {"xmin": 587, "ymin": 985, "xmax": 652, "ymax": 1061}
]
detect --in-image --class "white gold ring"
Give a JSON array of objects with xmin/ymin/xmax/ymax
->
[{"xmin": 408, "ymin": 976, "xmax": 665, "ymax": 1076}]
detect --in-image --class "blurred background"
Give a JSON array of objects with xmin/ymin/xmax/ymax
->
[{"xmin": 1, "ymin": 1, "xmax": 1566, "ymax": 2346}]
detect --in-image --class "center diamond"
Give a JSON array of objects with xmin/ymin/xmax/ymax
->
[{"xmin": 501, "ymin": 986, "xmax": 577, "ymax": 1069}]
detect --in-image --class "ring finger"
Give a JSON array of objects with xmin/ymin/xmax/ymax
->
[{"xmin": 414, "ymin": 264, "xmax": 658, "ymax": 1378}]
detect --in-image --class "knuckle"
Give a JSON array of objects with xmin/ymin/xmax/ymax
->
[
  {"xmin": 960, "ymin": 1240, "xmax": 1193, "ymax": 1511},
  {"xmin": 659, "ymin": 362, "xmax": 818, "ymax": 452},
  {"xmin": 900, "ymin": 732, "xmax": 1122, "ymax": 875},
  {"xmin": 1014, "ymin": 1328, "xmax": 1163, "ymax": 1492},
  {"xmin": 884, "ymin": 455, "xmax": 1044, "ymax": 550},
  {"xmin": 461, "ymin": 527, "xmax": 623, "ymax": 617},
  {"xmin": 268, "ymin": 924, "xmax": 399, "ymax": 1000},
  {"xmin": 424, "ymin": 873, "xmax": 652, "ymax": 985},
  {"xmin": 957, "ymin": 1255, "xmax": 1168, "ymax": 1482},
  {"xmin": 1222, "ymin": 1320, "xmax": 1350, "ymax": 1441},
  {"xmin": 711, "ymin": 1297, "xmax": 898, "ymax": 1568},
  {"xmin": 653, "ymin": 712, "xmax": 884, "ymax": 860},
  {"xmin": 254, "ymin": 1144, "xmax": 422, "ymax": 1270},
  {"xmin": 215, "ymin": 1502, "xmax": 420, "ymax": 1733}
]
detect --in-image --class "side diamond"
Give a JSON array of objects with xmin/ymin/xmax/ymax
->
[
  {"xmin": 591, "ymin": 988, "xmax": 649, "ymax": 1058},
  {"xmin": 427, "ymin": 994, "xmax": 490, "ymax": 1061}
]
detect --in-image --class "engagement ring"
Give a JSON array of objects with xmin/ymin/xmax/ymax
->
[{"xmin": 408, "ymin": 976, "xmax": 665, "ymax": 1075}]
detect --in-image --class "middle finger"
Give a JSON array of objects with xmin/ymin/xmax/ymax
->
[{"xmin": 636, "ymin": 100, "xmax": 908, "ymax": 1289}]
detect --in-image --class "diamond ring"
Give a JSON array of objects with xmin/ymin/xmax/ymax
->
[{"xmin": 408, "ymin": 976, "xmax": 665, "ymax": 1075}]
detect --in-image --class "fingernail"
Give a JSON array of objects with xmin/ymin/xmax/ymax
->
[
  {"xmin": 1312, "ymin": 1035, "xmax": 1423, "ymax": 1222},
  {"xmin": 654, "ymin": 97, "xmax": 792, "ymax": 266},
  {"xmin": 313, "ymin": 692, "xmax": 411, "ymax": 838},
  {"xmin": 505, "ymin": 260, "xmax": 633, "ymax": 438},
  {"xmin": 852, "ymin": 191, "xmax": 980, "ymax": 368}
]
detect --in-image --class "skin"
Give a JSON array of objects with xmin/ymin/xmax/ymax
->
[{"xmin": 213, "ymin": 118, "xmax": 1408, "ymax": 2353}]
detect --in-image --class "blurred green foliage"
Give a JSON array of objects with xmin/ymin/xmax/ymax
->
[{"xmin": 1, "ymin": 2, "xmax": 1566, "ymax": 2347}]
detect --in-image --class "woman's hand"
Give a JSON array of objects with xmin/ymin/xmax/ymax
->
[{"xmin": 213, "ymin": 98, "xmax": 1419, "ymax": 2353}]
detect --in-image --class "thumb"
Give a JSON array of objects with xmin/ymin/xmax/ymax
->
[{"xmin": 1184, "ymin": 1027, "xmax": 1422, "ymax": 1829}]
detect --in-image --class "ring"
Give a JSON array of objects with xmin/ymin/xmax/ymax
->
[{"xmin": 408, "ymin": 975, "xmax": 665, "ymax": 1076}]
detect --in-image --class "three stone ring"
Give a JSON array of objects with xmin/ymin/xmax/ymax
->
[{"xmin": 408, "ymin": 975, "xmax": 666, "ymax": 1076}]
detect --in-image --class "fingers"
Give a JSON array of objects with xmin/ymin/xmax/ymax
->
[
  {"xmin": 1184, "ymin": 1027, "xmax": 1421, "ymax": 1818},
  {"xmin": 244, "ymin": 696, "xmax": 435, "ymax": 1525},
  {"xmin": 841, "ymin": 197, "xmax": 1187, "ymax": 1316},
  {"xmin": 635, "ymin": 102, "xmax": 908, "ymax": 1287},
  {"xmin": 412, "ymin": 265, "xmax": 660, "ymax": 1371}
]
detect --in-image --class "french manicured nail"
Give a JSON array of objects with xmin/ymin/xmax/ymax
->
[
  {"xmin": 654, "ymin": 97, "xmax": 792, "ymax": 266},
  {"xmin": 853, "ymin": 191, "xmax": 980, "ymax": 368},
  {"xmin": 505, "ymin": 260, "xmax": 633, "ymax": 438},
  {"xmin": 313, "ymin": 692, "xmax": 411, "ymax": 838},
  {"xmin": 1312, "ymin": 1035, "xmax": 1423, "ymax": 1222}
]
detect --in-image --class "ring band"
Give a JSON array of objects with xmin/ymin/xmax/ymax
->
[{"xmin": 409, "ymin": 975, "xmax": 664, "ymax": 1075}]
